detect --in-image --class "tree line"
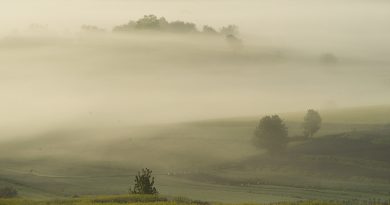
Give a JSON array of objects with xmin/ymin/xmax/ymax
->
[
  {"xmin": 110, "ymin": 15, "xmax": 239, "ymax": 36},
  {"xmin": 81, "ymin": 14, "xmax": 239, "ymax": 38},
  {"xmin": 81, "ymin": 15, "xmax": 243, "ymax": 49}
]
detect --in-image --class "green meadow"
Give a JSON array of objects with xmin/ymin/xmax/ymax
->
[{"xmin": 1, "ymin": 106, "xmax": 390, "ymax": 203}]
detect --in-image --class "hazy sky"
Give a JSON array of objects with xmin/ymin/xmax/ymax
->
[
  {"xmin": 1, "ymin": 0, "xmax": 390, "ymax": 55},
  {"xmin": 1, "ymin": 0, "xmax": 390, "ymax": 139}
]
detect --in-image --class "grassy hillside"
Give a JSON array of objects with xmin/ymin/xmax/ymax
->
[{"xmin": 0, "ymin": 106, "xmax": 390, "ymax": 202}]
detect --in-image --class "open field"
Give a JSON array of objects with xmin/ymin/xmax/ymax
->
[
  {"xmin": 1, "ymin": 106, "xmax": 390, "ymax": 202},
  {"xmin": 1, "ymin": 194, "xmax": 390, "ymax": 205}
]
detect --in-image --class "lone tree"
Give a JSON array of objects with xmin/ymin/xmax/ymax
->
[
  {"xmin": 130, "ymin": 168, "xmax": 158, "ymax": 194},
  {"xmin": 0, "ymin": 187, "xmax": 18, "ymax": 198},
  {"xmin": 253, "ymin": 115, "xmax": 288, "ymax": 153},
  {"xmin": 303, "ymin": 109, "xmax": 322, "ymax": 138}
]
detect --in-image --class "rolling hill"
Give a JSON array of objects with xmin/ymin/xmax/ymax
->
[{"xmin": 0, "ymin": 105, "xmax": 390, "ymax": 202}]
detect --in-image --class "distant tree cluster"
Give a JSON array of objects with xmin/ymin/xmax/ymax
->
[
  {"xmin": 113, "ymin": 15, "xmax": 239, "ymax": 37},
  {"xmin": 0, "ymin": 187, "xmax": 18, "ymax": 198},
  {"xmin": 253, "ymin": 109, "xmax": 322, "ymax": 153},
  {"xmin": 80, "ymin": 15, "xmax": 243, "ymax": 49}
]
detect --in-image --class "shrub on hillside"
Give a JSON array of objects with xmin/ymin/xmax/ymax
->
[{"xmin": 130, "ymin": 168, "xmax": 158, "ymax": 194}]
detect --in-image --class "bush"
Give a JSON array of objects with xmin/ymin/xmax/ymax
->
[{"xmin": 130, "ymin": 168, "xmax": 158, "ymax": 194}]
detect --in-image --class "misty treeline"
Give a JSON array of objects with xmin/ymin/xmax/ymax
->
[
  {"xmin": 80, "ymin": 14, "xmax": 241, "ymax": 45},
  {"xmin": 81, "ymin": 15, "xmax": 243, "ymax": 49},
  {"xmin": 19, "ymin": 15, "xmax": 240, "ymax": 39},
  {"xmin": 111, "ymin": 15, "xmax": 239, "ymax": 36},
  {"xmin": 253, "ymin": 109, "xmax": 322, "ymax": 153}
]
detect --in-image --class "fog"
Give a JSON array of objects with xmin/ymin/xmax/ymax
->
[
  {"xmin": 2, "ymin": 1, "xmax": 390, "ymax": 202},
  {"xmin": 1, "ymin": 0, "xmax": 390, "ymax": 139}
]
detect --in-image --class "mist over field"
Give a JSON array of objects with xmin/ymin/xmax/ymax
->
[
  {"xmin": 1, "ymin": 0, "xmax": 390, "ymax": 203},
  {"xmin": 1, "ymin": 0, "xmax": 390, "ymax": 137}
]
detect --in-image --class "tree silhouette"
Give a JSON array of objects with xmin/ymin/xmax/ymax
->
[
  {"xmin": 303, "ymin": 109, "xmax": 322, "ymax": 138},
  {"xmin": 220, "ymin": 25, "xmax": 239, "ymax": 36},
  {"xmin": 135, "ymin": 15, "xmax": 161, "ymax": 30},
  {"xmin": 130, "ymin": 168, "xmax": 158, "ymax": 194},
  {"xmin": 253, "ymin": 115, "xmax": 288, "ymax": 153},
  {"xmin": 168, "ymin": 21, "xmax": 197, "ymax": 33},
  {"xmin": 202, "ymin": 25, "xmax": 218, "ymax": 35}
]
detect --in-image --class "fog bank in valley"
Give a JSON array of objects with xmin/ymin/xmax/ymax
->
[{"xmin": 0, "ymin": 0, "xmax": 390, "ymax": 140}]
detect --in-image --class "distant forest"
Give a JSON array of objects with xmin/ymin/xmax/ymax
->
[{"xmin": 82, "ymin": 15, "xmax": 240, "ymax": 37}]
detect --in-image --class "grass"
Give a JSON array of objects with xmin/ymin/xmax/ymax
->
[
  {"xmin": 0, "ymin": 195, "xmax": 389, "ymax": 205},
  {"xmin": 0, "ymin": 195, "xmax": 201, "ymax": 205}
]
